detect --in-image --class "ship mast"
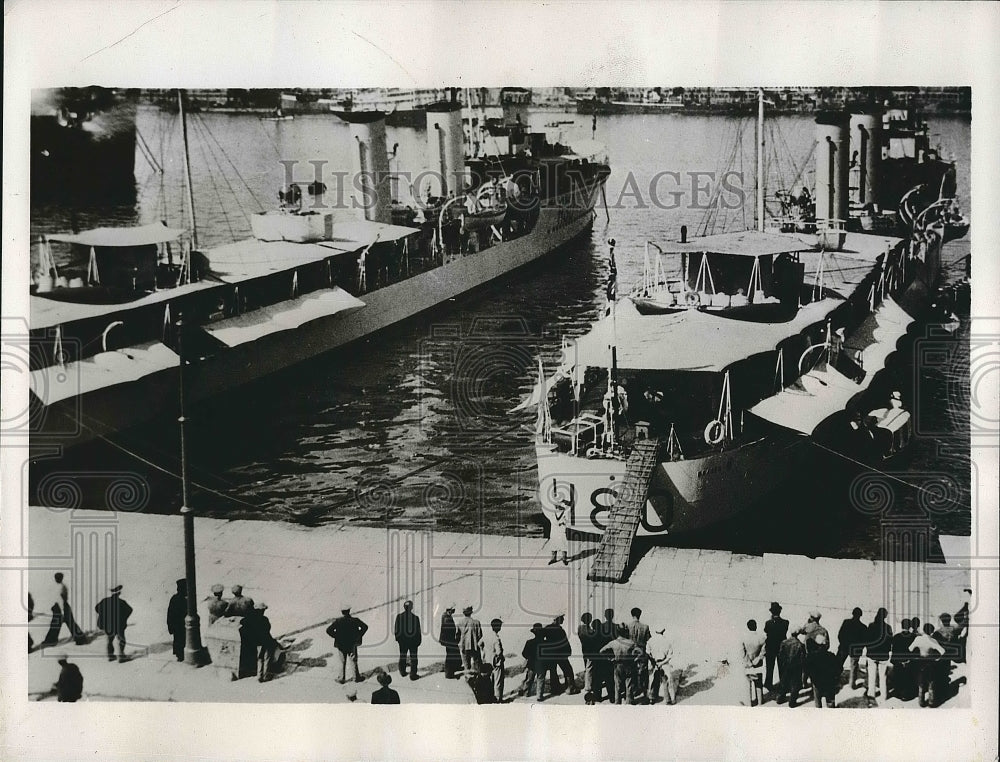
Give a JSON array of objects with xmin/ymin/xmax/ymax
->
[
  {"xmin": 756, "ymin": 88, "xmax": 765, "ymax": 232},
  {"xmin": 178, "ymin": 89, "xmax": 199, "ymax": 250}
]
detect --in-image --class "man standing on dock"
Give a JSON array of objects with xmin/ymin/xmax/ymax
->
[
  {"xmin": 228, "ymin": 585, "xmax": 255, "ymax": 619},
  {"xmin": 763, "ymin": 602, "xmax": 788, "ymax": 693},
  {"xmin": 43, "ymin": 573, "xmax": 87, "ymax": 647},
  {"xmin": 836, "ymin": 607, "xmax": 868, "ymax": 690},
  {"xmin": 326, "ymin": 605, "xmax": 369, "ymax": 684},
  {"xmin": 166, "ymin": 578, "xmax": 188, "ymax": 662},
  {"xmin": 394, "ymin": 600, "xmax": 422, "ymax": 680},
  {"xmin": 543, "ymin": 615, "xmax": 579, "ymax": 695},
  {"xmin": 483, "ymin": 618, "xmax": 506, "ymax": 703},
  {"xmin": 438, "ymin": 604, "xmax": 461, "ymax": 679},
  {"xmin": 864, "ymin": 607, "xmax": 893, "ymax": 705},
  {"xmin": 741, "ymin": 619, "xmax": 766, "ymax": 707},
  {"xmin": 627, "ymin": 608, "xmax": 651, "ymax": 702},
  {"xmin": 600, "ymin": 624, "xmax": 639, "ymax": 705},
  {"xmin": 207, "ymin": 584, "xmax": 229, "ymax": 624},
  {"xmin": 577, "ymin": 613, "xmax": 601, "ymax": 695},
  {"xmin": 95, "ymin": 585, "xmax": 132, "ymax": 663},
  {"xmin": 455, "ymin": 605, "xmax": 483, "ymax": 678}
]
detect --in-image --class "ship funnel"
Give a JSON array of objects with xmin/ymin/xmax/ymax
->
[
  {"xmin": 849, "ymin": 108, "xmax": 881, "ymax": 207},
  {"xmin": 425, "ymin": 101, "xmax": 465, "ymax": 199},
  {"xmin": 814, "ymin": 112, "xmax": 850, "ymax": 227},
  {"xmin": 338, "ymin": 111, "xmax": 391, "ymax": 224}
]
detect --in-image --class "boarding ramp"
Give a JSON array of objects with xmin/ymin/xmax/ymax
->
[{"xmin": 587, "ymin": 438, "xmax": 663, "ymax": 583}]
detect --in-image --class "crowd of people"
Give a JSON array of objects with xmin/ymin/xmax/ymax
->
[
  {"xmin": 31, "ymin": 570, "xmax": 972, "ymax": 708},
  {"xmin": 740, "ymin": 594, "xmax": 971, "ymax": 709}
]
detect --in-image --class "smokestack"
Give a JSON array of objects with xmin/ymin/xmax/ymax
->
[
  {"xmin": 849, "ymin": 108, "xmax": 881, "ymax": 207},
  {"xmin": 338, "ymin": 111, "xmax": 391, "ymax": 224},
  {"xmin": 814, "ymin": 112, "xmax": 850, "ymax": 225},
  {"xmin": 425, "ymin": 101, "xmax": 465, "ymax": 198}
]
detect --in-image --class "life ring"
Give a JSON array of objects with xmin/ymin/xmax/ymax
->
[
  {"xmin": 704, "ymin": 420, "xmax": 725, "ymax": 446},
  {"xmin": 684, "ymin": 291, "xmax": 699, "ymax": 307}
]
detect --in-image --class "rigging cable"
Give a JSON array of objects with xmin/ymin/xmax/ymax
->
[
  {"xmin": 194, "ymin": 113, "xmax": 266, "ymax": 211},
  {"xmin": 189, "ymin": 115, "xmax": 241, "ymax": 240}
]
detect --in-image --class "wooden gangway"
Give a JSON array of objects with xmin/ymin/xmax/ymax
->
[{"xmin": 587, "ymin": 438, "xmax": 663, "ymax": 583}]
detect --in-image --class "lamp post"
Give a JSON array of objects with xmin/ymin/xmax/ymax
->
[{"xmin": 177, "ymin": 315, "xmax": 209, "ymax": 666}]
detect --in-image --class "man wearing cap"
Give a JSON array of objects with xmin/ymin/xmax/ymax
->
[
  {"xmin": 371, "ymin": 671, "xmax": 401, "ymax": 704},
  {"xmin": 519, "ymin": 622, "xmax": 545, "ymax": 697},
  {"xmin": 166, "ymin": 578, "xmax": 188, "ymax": 662},
  {"xmin": 836, "ymin": 607, "xmax": 868, "ymax": 690},
  {"xmin": 53, "ymin": 654, "xmax": 83, "ymax": 702},
  {"xmin": 394, "ymin": 600, "xmax": 422, "ymax": 680},
  {"xmin": 95, "ymin": 585, "xmax": 132, "ymax": 663},
  {"xmin": 541, "ymin": 614, "xmax": 579, "ymax": 696},
  {"xmin": 438, "ymin": 604, "xmax": 461, "ymax": 679},
  {"xmin": 483, "ymin": 618, "xmax": 506, "ymax": 702},
  {"xmin": 254, "ymin": 603, "xmax": 279, "ymax": 682},
  {"xmin": 228, "ymin": 585, "xmax": 255, "ymax": 619},
  {"xmin": 326, "ymin": 605, "xmax": 369, "ymax": 683},
  {"xmin": 763, "ymin": 602, "xmax": 788, "ymax": 693},
  {"xmin": 207, "ymin": 584, "xmax": 229, "ymax": 624},
  {"xmin": 455, "ymin": 605, "xmax": 483, "ymax": 678}
]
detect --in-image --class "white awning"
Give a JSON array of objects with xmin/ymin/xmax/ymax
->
[
  {"xmin": 749, "ymin": 298, "xmax": 915, "ymax": 435},
  {"xmin": 201, "ymin": 287, "xmax": 365, "ymax": 347},
  {"xmin": 318, "ymin": 220, "xmax": 420, "ymax": 252},
  {"xmin": 206, "ymin": 239, "xmax": 338, "ymax": 283},
  {"xmin": 30, "ymin": 341, "xmax": 178, "ymax": 406},
  {"xmin": 567, "ymin": 297, "xmax": 844, "ymax": 373},
  {"xmin": 46, "ymin": 223, "xmax": 186, "ymax": 247}
]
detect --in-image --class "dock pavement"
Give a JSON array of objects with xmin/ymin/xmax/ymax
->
[{"xmin": 24, "ymin": 506, "xmax": 970, "ymax": 706}]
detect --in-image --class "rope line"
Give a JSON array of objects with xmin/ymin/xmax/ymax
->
[
  {"xmin": 809, "ymin": 439, "xmax": 947, "ymax": 500},
  {"xmin": 194, "ymin": 113, "xmax": 266, "ymax": 211}
]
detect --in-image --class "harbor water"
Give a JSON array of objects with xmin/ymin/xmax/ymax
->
[{"xmin": 29, "ymin": 107, "xmax": 972, "ymax": 558}]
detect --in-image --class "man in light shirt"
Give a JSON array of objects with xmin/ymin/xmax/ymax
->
[
  {"xmin": 741, "ymin": 619, "xmax": 767, "ymax": 706},
  {"xmin": 646, "ymin": 628, "xmax": 679, "ymax": 705},
  {"xmin": 910, "ymin": 622, "xmax": 946, "ymax": 707},
  {"xmin": 483, "ymin": 618, "xmax": 506, "ymax": 703}
]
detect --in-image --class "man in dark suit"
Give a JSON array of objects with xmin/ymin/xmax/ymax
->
[
  {"xmin": 326, "ymin": 605, "xmax": 369, "ymax": 683},
  {"xmin": 805, "ymin": 634, "xmax": 840, "ymax": 708},
  {"xmin": 519, "ymin": 622, "xmax": 545, "ymax": 697},
  {"xmin": 438, "ymin": 604, "xmax": 461, "ymax": 679},
  {"xmin": 541, "ymin": 614, "xmax": 578, "ymax": 696},
  {"xmin": 394, "ymin": 600, "xmax": 422, "ymax": 680},
  {"xmin": 95, "ymin": 585, "xmax": 132, "ymax": 663},
  {"xmin": 890, "ymin": 618, "xmax": 917, "ymax": 700},
  {"xmin": 763, "ymin": 602, "xmax": 789, "ymax": 692},
  {"xmin": 592, "ymin": 608, "xmax": 618, "ymax": 702},
  {"xmin": 371, "ymin": 671, "xmax": 401, "ymax": 704},
  {"xmin": 776, "ymin": 633, "xmax": 806, "ymax": 707},
  {"xmin": 166, "ymin": 579, "xmax": 187, "ymax": 662},
  {"xmin": 836, "ymin": 607, "xmax": 868, "ymax": 689},
  {"xmin": 577, "ymin": 613, "xmax": 601, "ymax": 695},
  {"xmin": 455, "ymin": 605, "xmax": 483, "ymax": 678}
]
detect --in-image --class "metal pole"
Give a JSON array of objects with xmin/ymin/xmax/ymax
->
[
  {"xmin": 178, "ymin": 90, "xmax": 199, "ymax": 249},
  {"xmin": 177, "ymin": 317, "xmax": 209, "ymax": 666},
  {"xmin": 756, "ymin": 88, "xmax": 765, "ymax": 232}
]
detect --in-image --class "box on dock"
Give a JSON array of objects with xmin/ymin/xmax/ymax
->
[{"xmin": 203, "ymin": 615, "xmax": 243, "ymax": 673}]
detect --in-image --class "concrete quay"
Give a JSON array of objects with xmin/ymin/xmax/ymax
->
[{"xmin": 24, "ymin": 506, "xmax": 970, "ymax": 707}]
